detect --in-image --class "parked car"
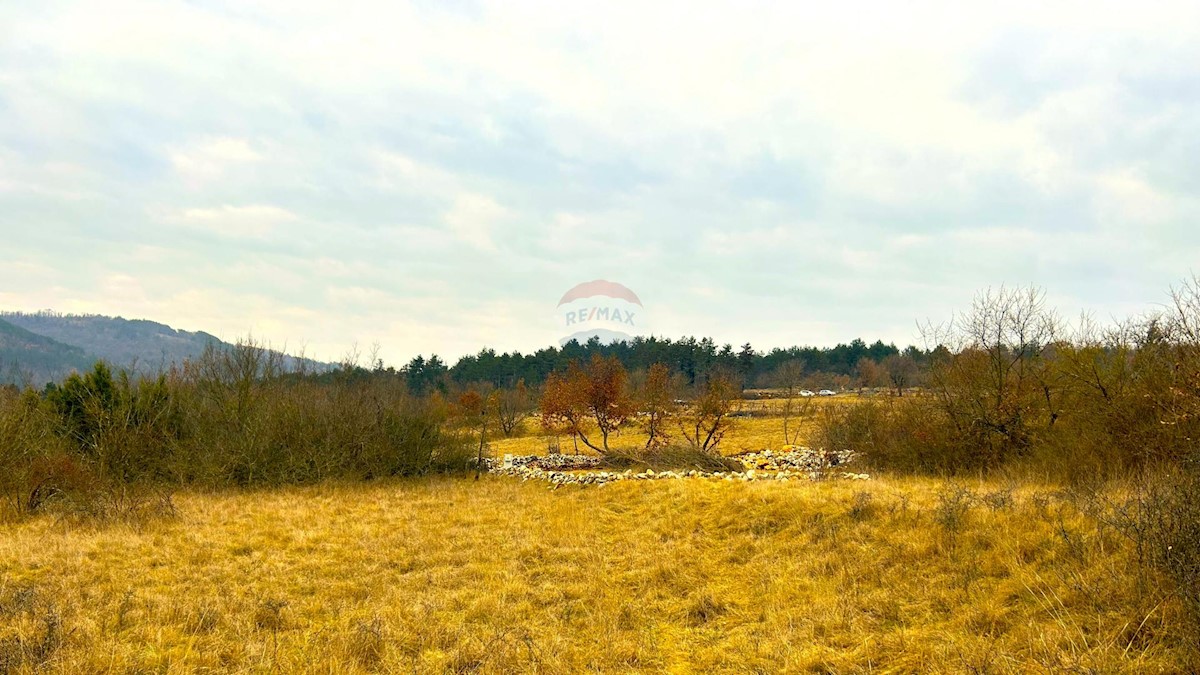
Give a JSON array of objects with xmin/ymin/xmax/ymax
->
[
  {"xmin": 798, "ymin": 390, "xmax": 815, "ymax": 397},
  {"xmin": 817, "ymin": 389, "xmax": 837, "ymax": 396}
]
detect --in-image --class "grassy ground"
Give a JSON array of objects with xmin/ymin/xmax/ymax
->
[
  {"xmin": 0, "ymin": 476, "xmax": 1191, "ymax": 673},
  {"xmin": 490, "ymin": 395, "xmax": 854, "ymax": 457},
  {"xmin": 489, "ymin": 417, "xmax": 795, "ymax": 458},
  {"xmin": 1, "ymin": 401, "xmax": 1193, "ymax": 672}
]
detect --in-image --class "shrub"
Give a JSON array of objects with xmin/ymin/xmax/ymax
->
[
  {"xmin": 815, "ymin": 396, "xmax": 957, "ymax": 473},
  {"xmin": 599, "ymin": 445, "xmax": 744, "ymax": 473},
  {"xmin": 0, "ymin": 338, "xmax": 477, "ymax": 516},
  {"xmin": 1128, "ymin": 469, "xmax": 1200, "ymax": 638},
  {"xmin": 677, "ymin": 374, "xmax": 740, "ymax": 452},
  {"xmin": 0, "ymin": 388, "xmax": 63, "ymax": 514}
]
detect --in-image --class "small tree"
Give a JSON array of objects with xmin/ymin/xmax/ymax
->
[
  {"xmin": 494, "ymin": 379, "xmax": 533, "ymax": 437},
  {"xmin": 882, "ymin": 354, "xmax": 918, "ymax": 396},
  {"xmin": 639, "ymin": 363, "xmax": 675, "ymax": 449},
  {"xmin": 773, "ymin": 359, "xmax": 810, "ymax": 445},
  {"xmin": 457, "ymin": 387, "xmax": 495, "ymax": 479},
  {"xmin": 540, "ymin": 355, "xmax": 633, "ymax": 454},
  {"xmin": 46, "ymin": 362, "xmax": 118, "ymax": 457},
  {"xmin": 855, "ymin": 357, "xmax": 885, "ymax": 393},
  {"xmin": 540, "ymin": 371, "xmax": 585, "ymax": 450},
  {"xmin": 679, "ymin": 374, "xmax": 739, "ymax": 453}
]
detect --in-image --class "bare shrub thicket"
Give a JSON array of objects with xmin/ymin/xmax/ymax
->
[
  {"xmin": 171, "ymin": 342, "xmax": 473, "ymax": 485},
  {"xmin": 820, "ymin": 280, "xmax": 1200, "ymax": 477},
  {"xmin": 923, "ymin": 286, "xmax": 1063, "ymax": 468},
  {"xmin": 0, "ymin": 340, "xmax": 473, "ymax": 517},
  {"xmin": 816, "ymin": 278, "xmax": 1200, "ymax": 651}
]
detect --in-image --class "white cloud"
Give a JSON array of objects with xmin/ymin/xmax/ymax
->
[
  {"xmin": 443, "ymin": 193, "xmax": 509, "ymax": 250},
  {"xmin": 2, "ymin": 0, "xmax": 1199, "ymax": 363},
  {"xmin": 1094, "ymin": 171, "xmax": 1182, "ymax": 228},
  {"xmin": 162, "ymin": 204, "xmax": 298, "ymax": 238},
  {"xmin": 169, "ymin": 137, "xmax": 264, "ymax": 183}
]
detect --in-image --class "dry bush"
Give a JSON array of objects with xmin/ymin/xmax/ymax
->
[
  {"xmin": 1138, "ymin": 470, "xmax": 1200, "ymax": 640},
  {"xmin": 815, "ymin": 396, "xmax": 957, "ymax": 473},
  {"xmin": 1075, "ymin": 467, "xmax": 1200, "ymax": 649},
  {"xmin": 599, "ymin": 445, "xmax": 744, "ymax": 473},
  {"xmin": 821, "ymin": 279, "xmax": 1200, "ymax": 482},
  {"xmin": 677, "ymin": 373, "xmax": 740, "ymax": 452},
  {"xmin": 0, "ymin": 339, "xmax": 475, "ymax": 518},
  {"xmin": 0, "ymin": 388, "xmax": 71, "ymax": 515},
  {"xmin": 922, "ymin": 286, "xmax": 1062, "ymax": 469},
  {"xmin": 0, "ymin": 585, "xmax": 66, "ymax": 672}
]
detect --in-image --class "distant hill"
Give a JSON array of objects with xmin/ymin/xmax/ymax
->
[
  {"xmin": 0, "ymin": 312, "xmax": 333, "ymax": 386},
  {"xmin": 2, "ymin": 312, "xmax": 225, "ymax": 371},
  {"xmin": 0, "ymin": 316, "xmax": 95, "ymax": 385}
]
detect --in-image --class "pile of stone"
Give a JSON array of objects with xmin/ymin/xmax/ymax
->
[
  {"xmin": 733, "ymin": 446, "xmax": 856, "ymax": 472},
  {"xmin": 484, "ymin": 448, "xmax": 868, "ymax": 487},
  {"xmin": 487, "ymin": 454, "xmax": 602, "ymax": 471},
  {"xmin": 480, "ymin": 449, "xmax": 604, "ymax": 470}
]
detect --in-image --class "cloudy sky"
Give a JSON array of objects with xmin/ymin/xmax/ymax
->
[{"xmin": 2, "ymin": 1, "xmax": 1198, "ymax": 365}]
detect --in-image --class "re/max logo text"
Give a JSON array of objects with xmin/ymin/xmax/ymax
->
[{"xmin": 564, "ymin": 306, "xmax": 636, "ymax": 326}]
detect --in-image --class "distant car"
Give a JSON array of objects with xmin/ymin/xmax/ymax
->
[
  {"xmin": 798, "ymin": 390, "xmax": 815, "ymax": 397},
  {"xmin": 817, "ymin": 389, "xmax": 837, "ymax": 396}
]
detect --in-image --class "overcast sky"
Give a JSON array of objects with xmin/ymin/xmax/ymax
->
[{"xmin": 2, "ymin": 1, "xmax": 1198, "ymax": 365}]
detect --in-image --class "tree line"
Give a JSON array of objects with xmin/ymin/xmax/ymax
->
[{"xmin": 373, "ymin": 335, "xmax": 922, "ymax": 396}]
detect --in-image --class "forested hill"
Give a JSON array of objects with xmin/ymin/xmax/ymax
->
[
  {"xmin": 2, "ymin": 311, "xmax": 224, "ymax": 370},
  {"xmin": 0, "ymin": 312, "xmax": 334, "ymax": 386},
  {"xmin": 0, "ymin": 316, "xmax": 94, "ymax": 385}
]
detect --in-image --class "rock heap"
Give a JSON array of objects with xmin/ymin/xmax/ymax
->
[
  {"xmin": 482, "ymin": 448, "xmax": 868, "ymax": 487},
  {"xmin": 492, "ymin": 454, "xmax": 602, "ymax": 471},
  {"xmin": 733, "ymin": 446, "xmax": 855, "ymax": 472}
]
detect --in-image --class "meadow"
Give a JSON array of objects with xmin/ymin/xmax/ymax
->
[
  {"xmin": 486, "ymin": 394, "xmax": 855, "ymax": 458},
  {"xmin": 2, "ymin": 399, "xmax": 1194, "ymax": 673},
  {"xmin": 8, "ymin": 280, "xmax": 1200, "ymax": 673}
]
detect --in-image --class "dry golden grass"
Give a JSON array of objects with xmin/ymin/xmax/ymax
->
[
  {"xmin": 1, "ymin": 398, "xmax": 1191, "ymax": 672},
  {"xmin": 490, "ymin": 396, "xmax": 850, "ymax": 457},
  {"xmin": 1, "ymin": 475, "xmax": 1191, "ymax": 673}
]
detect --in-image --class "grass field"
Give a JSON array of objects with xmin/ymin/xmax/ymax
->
[
  {"xmin": 1, "ymin": 400, "xmax": 1193, "ymax": 673},
  {"xmin": 2, "ymin": 477, "xmax": 1191, "ymax": 673},
  {"xmin": 490, "ymin": 395, "xmax": 854, "ymax": 458}
]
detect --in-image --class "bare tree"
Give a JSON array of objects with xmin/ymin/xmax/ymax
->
[
  {"xmin": 494, "ymin": 379, "xmax": 533, "ymax": 437},
  {"xmin": 773, "ymin": 360, "xmax": 810, "ymax": 445},
  {"xmin": 639, "ymin": 363, "xmax": 675, "ymax": 449},
  {"xmin": 882, "ymin": 354, "xmax": 918, "ymax": 397},
  {"xmin": 920, "ymin": 286, "xmax": 1061, "ymax": 465},
  {"xmin": 678, "ymin": 374, "xmax": 739, "ymax": 453}
]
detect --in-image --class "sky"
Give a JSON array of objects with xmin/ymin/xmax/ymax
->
[{"xmin": 1, "ymin": 1, "xmax": 1198, "ymax": 366}]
